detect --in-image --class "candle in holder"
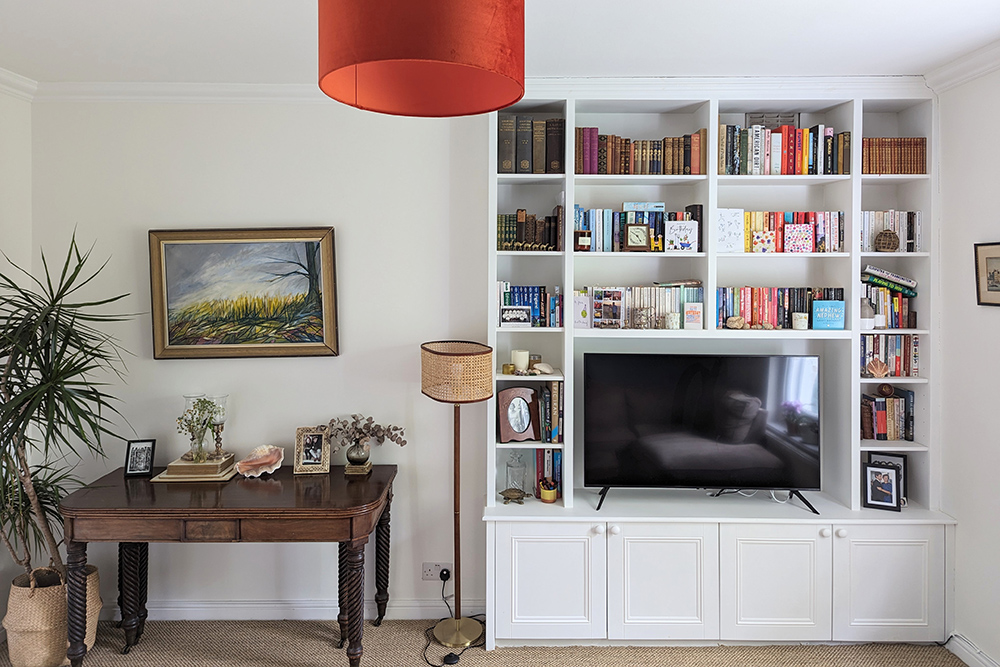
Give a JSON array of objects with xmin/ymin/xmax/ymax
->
[{"xmin": 511, "ymin": 349, "xmax": 529, "ymax": 372}]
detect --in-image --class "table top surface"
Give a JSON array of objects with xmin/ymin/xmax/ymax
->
[{"xmin": 60, "ymin": 465, "xmax": 397, "ymax": 518}]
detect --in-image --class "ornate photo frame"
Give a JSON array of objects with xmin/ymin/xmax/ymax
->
[{"xmin": 294, "ymin": 425, "xmax": 331, "ymax": 474}]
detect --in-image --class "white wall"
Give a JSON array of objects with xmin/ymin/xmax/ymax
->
[
  {"xmin": 0, "ymin": 88, "xmax": 33, "ymax": 625},
  {"xmin": 29, "ymin": 99, "xmax": 490, "ymax": 619},
  {"xmin": 939, "ymin": 68, "xmax": 1000, "ymax": 661}
]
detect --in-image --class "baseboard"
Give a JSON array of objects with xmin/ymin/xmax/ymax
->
[
  {"xmin": 948, "ymin": 634, "xmax": 1000, "ymax": 667},
  {"xmin": 101, "ymin": 598, "xmax": 486, "ymax": 622}
]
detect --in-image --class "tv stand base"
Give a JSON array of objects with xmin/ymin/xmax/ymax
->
[
  {"xmin": 711, "ymin": 489, "xmax": 820, "ymax": 514},
  {"xmin": 596, "ymin": 486, "xmax": 610, "ymax": 511}
]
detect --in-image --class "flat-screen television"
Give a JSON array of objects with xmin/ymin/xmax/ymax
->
[{"xmin": 584, "ymin": 353, "xmax": 821, "ymax": 491}]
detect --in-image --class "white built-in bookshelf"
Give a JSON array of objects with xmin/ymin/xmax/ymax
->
[{"xmin": 483, "ymin": 79, "xmax": 950, "ymax": 649}]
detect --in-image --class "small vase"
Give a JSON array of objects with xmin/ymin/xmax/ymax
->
[
  {"xmin": 187, "ymin": 427, "xmax": 210, "ymax": 463},
  {"xmin": 345, "ymin": 439, "xmax": 370, "ymax": 466}
]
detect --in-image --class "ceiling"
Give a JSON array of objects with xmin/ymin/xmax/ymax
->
[{"xmin": 1, "ymin": 0, "xmax": 999, "ymax": 85}]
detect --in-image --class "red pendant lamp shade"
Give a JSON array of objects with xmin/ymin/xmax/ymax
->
[{"xmin": 318, "ymin": 0, "xmax": 525, "ymax": 117}]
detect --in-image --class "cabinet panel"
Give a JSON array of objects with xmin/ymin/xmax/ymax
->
[
  {"xmin": 608, "ymin": 523, "xmax": 719, "ymax": 639},
  {"xmin": 720, "ymin": 523, "xmax": 832, "ymax": 640},
  {"xmin": 495, "ymin": 522, "xmax": 606, "ymax": 639},
  {"xmin": 832, "ymin": 524, "xmax": 944, "ymax": 641}
]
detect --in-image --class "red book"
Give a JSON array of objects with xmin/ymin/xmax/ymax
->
[
  {"xmin": 535, "ymin": 449, "xmax": 545, "ymax": 496},
  {"xmin": 588, "ymin": 128, "xmax": 599, "ymax": 175},
  {"xmin": 795, "ymin": 129, "xmax": 804, "ymax": 175},
  {"xmin": 775, "ymin": 212, "xmax": 784, "ymax": 252}
]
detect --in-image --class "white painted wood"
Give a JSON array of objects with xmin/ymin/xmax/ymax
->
[
  {"xmin": 720, "ymin": 523, "xmax": 833, "ymax": 640},
  {"xmin": 607, "ymin": 523, "xmax": 719, "ymax": 640},
  {"xmin": 832, "ymin": 523, "xmax": 945, "ymax": 641},
  {"xmin": 494, "ymin": 522, "xmax": 606, "ymax": 639}
]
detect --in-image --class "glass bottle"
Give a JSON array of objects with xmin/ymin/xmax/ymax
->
[{"xmin": 505, "ymin": 451, "xmax": 526, "ymax": 492}]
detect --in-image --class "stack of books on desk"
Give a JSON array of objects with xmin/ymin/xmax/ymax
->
[{"xmin": 151, "ymin": 452, "xmax": 237, "ymax": 483}]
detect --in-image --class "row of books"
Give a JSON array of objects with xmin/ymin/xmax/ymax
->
[
  {"xmin": 497, "ymin": 205, "xmax": 565, "ymax": 252},
  {"xmin": 573, "ymin": 203, "xmax": 701, "ymax": 252},
  {"xmin": 718, "ymin": 124, "xmax": 851, "ymax": 176},
  {"xmin": 716, "ymin": 286, "xmax": 845, "ymax": 329},
  {"xmin": 862, "ymin": 284, "xmax": 917, "ymax": 330},
  {"xmin": 861, "ymin": 137, "xmax": 927, "ymax": 175},
  {"xmin": 860, "ymin": 210, "xmax": 923, "ymax": 252},
  {"xmin": 717, "ymin": 209, "xmax": 845, "ymax": 253},
  {"xmin": 861, "ymin": 387, "xmax": 915, "ymax": 442},
  {"xmin": 861, "ymin": 333, "xmax": 920, "ymax": 378},
  {"xmin": 575, "ymin": 283, "xmax": 705, "ymax": 330},
  {"xmin": 498, "ymin": 115, "xmax": 565, "ymax": 174},
  {"xmin": 497, "ymin": 283, "xmax": 563, "ymax": 328},
  {"xmin": 574, "ymin": 128, "xmax": 709, "ymax": 175},
  {"xmin": 535, "ymin": 381, "xmax": 564, "ymax": 445},
  {"xmin": 534, "ymin": 448, "xmax": 562, "ymax": 498}
]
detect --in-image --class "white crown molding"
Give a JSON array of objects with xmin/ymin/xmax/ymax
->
[
  {"xmin": 0, "ymin": 67, "xmax": 38, "ymax": 102},
  {"xmin": 524, "ymin": 76, "xmax": 933, "ymax": 101},
  {"xmin": 32, "ymin": 81, "xmax": 328, "ymax": 104},
  {"xmin": 948, "ymin": 634, "xmax": 1000, "ymax": 667},
  {"xmin": 925, "ymin": 40, "xmax": 1000, "ymax": 93}
]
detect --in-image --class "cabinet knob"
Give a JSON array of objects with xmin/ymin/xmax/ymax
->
[
  {"xmin": 609, "ymin": 525, "xmax": 621, "ymax": 535},
  {"xmin": 836, "ymin": 528, "xmax": 848, "ymax": 538},
  {"xmin": 820, "ymin": 528, "xmax": 832, "ymax": 538},
  {"xmin": 594, "ymin": 525, "xmax": 605, "ymax": 535}
]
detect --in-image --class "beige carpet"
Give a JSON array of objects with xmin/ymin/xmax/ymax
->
[{"xmin": 2, "ymin": 620, "xmax": 964, "ymax": 667}]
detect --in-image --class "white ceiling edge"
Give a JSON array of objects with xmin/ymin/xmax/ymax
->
[
  {"xmin": 0, "ymin": 72, "xmax": 936, "ymax": 105},
  {"xmin": 925, "ymin": 38, "xmax": 1000, "ymax": 92}
]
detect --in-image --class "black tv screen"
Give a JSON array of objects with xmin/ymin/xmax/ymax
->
[{"xmin": 584, "ymin": 353, "xmax": 821, "ymax": 491}]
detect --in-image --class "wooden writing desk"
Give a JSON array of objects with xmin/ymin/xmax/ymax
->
[{"xmin": 60, "ymin": 465, "xmax": 396, "ymax": 667}]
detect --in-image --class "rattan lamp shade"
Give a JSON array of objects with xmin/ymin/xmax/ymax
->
[{"xmin": 420, "ymin": 341, "xmax": 493, "ymax": 404}]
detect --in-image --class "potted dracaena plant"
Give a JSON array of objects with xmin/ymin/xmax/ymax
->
[{"xmin": 0, "ymin": 236, "xmax": 131, "ymax": 667}]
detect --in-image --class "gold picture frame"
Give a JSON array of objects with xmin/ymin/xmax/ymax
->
[
  {"xmin": 294, "ymin": 426, "xmax": 331, "ymax": 474},
  {"xmin": 149, "ymin": 227, "xmax": 338, "ymax": 359},
  {"xmin": 974, "ymin": 241, "xmax": 1000, "ymax": 307}
]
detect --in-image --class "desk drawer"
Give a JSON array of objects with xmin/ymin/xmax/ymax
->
[
  {"xmin": 241, "ymin": 519, "xmax": 351, "ymax": 542},
  {"xmin": 72, "ymin": 518, "xmax": 183, "ymax": 542},
  {"xmin": 185, "ymin": 520, "xmax": 238, "ymax": 542}
]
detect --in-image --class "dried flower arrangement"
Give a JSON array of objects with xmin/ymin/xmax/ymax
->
[
  {"xmin": 326, "ymin": 414, "xmax": 407, "ymax": 454},
  {"xmin": 176, "ymin": 397, "xmax": 222, "ymax": 462}
]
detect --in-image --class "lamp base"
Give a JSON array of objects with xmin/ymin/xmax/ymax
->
[{"xmin": 432, "ymin": 617, "xmax": 482, "ymax": 648}]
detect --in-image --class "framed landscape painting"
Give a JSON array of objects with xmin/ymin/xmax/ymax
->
[
  {"xmin": 149, "ymin": 228, "xmax": 338, "ymax": 359},
  {"xmin": 974, "ymin": 241, "xmax": 1000, "ymax": 306}
]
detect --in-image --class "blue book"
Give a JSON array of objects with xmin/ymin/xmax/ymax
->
[
  {"xmin": 812, "ymin": 300, "xmax": 845, "ymax": 330},
  {"xmin": 604, "ymin": 209, "xmax": 613, "ymax": 251}
]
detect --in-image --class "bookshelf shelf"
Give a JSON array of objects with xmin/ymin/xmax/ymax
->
[
  {"xmin": 865, "ymin": 328, "xmax": 929, "ymax": 335},
  {"xmin": 860, "ymin": 252, "xmax": 930, "ymax": 258},
  {"xmin": 496, "ymin": 441, "xmax": 565, "ymax": 450},
  {"xmin": 498, "ymin": 173, "xmax": 565, "ymax": 185},
  {"xmin": 718, "ymin": 175, "xmax": 850, "ymax": 186},
  {"xmin": 573, "ymin": 251, "xmax": 707, "ymax": 258},
  {"xmin": 496, "ymin": 370, "xmax": 565, "ymax": 382},
  {"xmin": 497, "ymin": 250, "xmax": 565, "ymax": 257},
  {"xmin": 860, "ymin": 376, "xmax": 928, "ymax": 384},
  {"xmin": 716, "ymin": 252, "xmax": 850, "ymax": 259},
  {"xmin": 861, "ymin": 174, "xmax": 929, "ymax": 184},
  {"xmin": 495, "ymin": 327, "xmax": 565, "ymax": 334},
  {"xmin": 575, "ymin": 174, "xmax": 707, "ymax": 186},
  {"xmin": 861, "ymin": 441, "xmax": 929, "ymax": 452}
]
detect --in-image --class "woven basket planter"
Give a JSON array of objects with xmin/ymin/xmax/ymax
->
[{"xmin": 2, "ymin": 566, "xmax": 102, "ymax": 667}]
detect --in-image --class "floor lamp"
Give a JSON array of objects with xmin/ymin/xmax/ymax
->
[{"xmin": 420, "ymin": 340, "xmax": 493, "ymax": 648}]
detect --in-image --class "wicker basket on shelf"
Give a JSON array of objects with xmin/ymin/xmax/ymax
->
[{"xmin": 874, "ymin": 229, "xmax": 900, "ymax": 252}]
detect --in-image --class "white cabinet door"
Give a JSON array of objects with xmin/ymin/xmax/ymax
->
[
  {"xmin": 832, "ymin": 524, "xmax": 945, "ymax": 641},
  {"xmin": 607, "ymin": 522, "xmax": 719, "ymax": 639},
  {"xmin": 720, "ymin": 523, "xmax": 833, "ymax": 640},
  {"xmin": 494, "ymin": 522, "xmax": 607, "ymax": 639}
]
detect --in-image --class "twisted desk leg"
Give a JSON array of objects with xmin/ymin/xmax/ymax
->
[
  {"xmin": 337, "ymin": 542, "xmax": 348, "ymax": 649},
  {"xmin": 344, "ymin": 538, "xmax": 368, "ymax": 667},
  {"xmin": 373, "ymin": 492, "xmax": 392, "ymax": 626},
  {"xmin": 116, "ymin": 543, "xmax": 124, "ymax": 628},
  {"xmin": 137, "ymin": 542, "xmax": 149, "ymax": 640},
  {"xmin": 67, "ymin": 541, "xmax": 88, "ymax": 667},
  {"xmin": 119, "ymin": 542, "xmax": 142, "ymax": 653}
]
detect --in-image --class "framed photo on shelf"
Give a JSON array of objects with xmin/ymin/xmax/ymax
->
[
  {"xmin": 149, "ymin": 227, "xmax": 339, "ymax": 359},
  {"xmin": 974, "ymin": 241, "xmax": 1000, "ymax": 306},
  {"xmin": 294, "ymin": 426, "xmax": 331, "ymax": 474},
  {"xmin": 497, "ymin": 387, "xmax": 540, "ymax": 443},
  {"xmin": 862, "ymin": 461, "xmax": 902, "ymax": 512},
  {"xmin": 124, "ymin": 439, "xmax": 156, "ymax": 477},
  {"xmin": 869, "ymin": 452, "xmax": 908, "ymax": 505}
]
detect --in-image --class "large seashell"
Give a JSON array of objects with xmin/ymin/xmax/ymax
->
[
  {"xmin": 866, "ymin": 359, "xmax": 890, "ymax": 378},
  {"xmin": 236, "ymin": 445, "xmax": 284, "ymax": 477}
]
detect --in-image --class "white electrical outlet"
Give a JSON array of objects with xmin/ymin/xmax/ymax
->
[{"xmin": 421, "ymin": 562, "xmax": 451, "ymax": 581}]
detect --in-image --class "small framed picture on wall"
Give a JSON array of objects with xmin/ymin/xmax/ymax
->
[
  {"xmin": 974, "ymin": 241, "xmax": 1000, "ymax": 306},
  {"xmin": 124, "ymin": 439, "xmax": 156, "ymax": 477}
]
